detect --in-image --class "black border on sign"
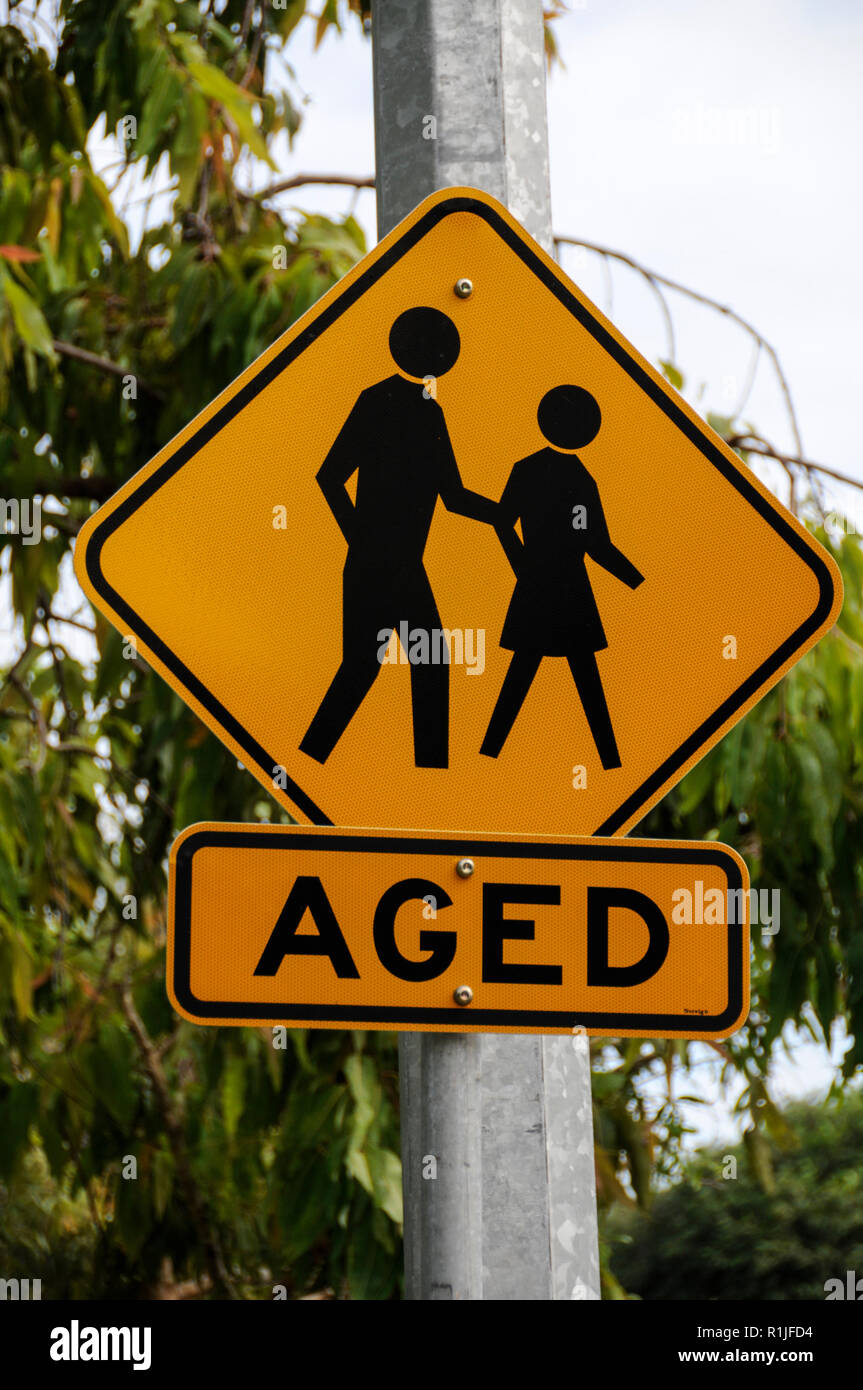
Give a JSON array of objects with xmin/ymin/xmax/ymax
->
[
  {"xmin": 171, "ymin": 830, "xmax": 745, "ymax": 1031},
  {"xmin": 85, "ymin": 196, "xmax": 836, "ymax": 834}
]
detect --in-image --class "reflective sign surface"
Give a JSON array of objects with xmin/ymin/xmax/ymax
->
[
  {"xmin": 75, "ymin": 187, "xmax": 841, "ymax": 836},
  {"xmin": 168, "ymin": 824, "xmax": 749, "ymax": 1038}
]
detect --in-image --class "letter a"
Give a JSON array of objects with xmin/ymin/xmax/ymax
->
[{"xmin": 254, "ymin": 876, "xmax": 359, "ymax": 979}]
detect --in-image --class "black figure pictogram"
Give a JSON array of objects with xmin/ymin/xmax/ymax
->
[
  {"xmin": 481, "ymin": 384, "xmax": 644, "ymax": 769},
  {"xmin": 300, "ymin": 306, "xmax": 497, "ymax": 768}
]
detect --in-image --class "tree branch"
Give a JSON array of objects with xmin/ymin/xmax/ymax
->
[
  {"xmin": 45, "ymin": 609, "xmax": 97, "ymax": 636},
  {"xmin": 52, "ymin": 340, "xmax": 163, "ymax": 400},
  {"xmin": 8, "ymin": 670, "xmax": 48, "ymax": 772},
  {"xmin": 554, "ymin": 234, "xmax": 804, "ymax": 457},
  {"xmin": 239, "ymin": 172, "xmax": 374, "ymax": 203},
  {"xmin": 33, "ymin": 475, "xmax": 113, "ymax": 501},
  {"xmin": 39, "ymin": 512, "xmax": 83, "ymax": 538},
  {"xmin": 55, "ymin": 742, "xmax": 174, "ymax": 818},
  {"xmin": 727, "ymin": 434, "xmax": 863, "ymax": 496}
]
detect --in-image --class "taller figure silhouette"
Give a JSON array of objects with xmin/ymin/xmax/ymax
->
[
  {"xmin": 481, "ymin": 384, "xmax": 644, "ymax": 769},
  {"xmin": 300, "ymin": 307, "xmax": 496, "ymax": 768}
]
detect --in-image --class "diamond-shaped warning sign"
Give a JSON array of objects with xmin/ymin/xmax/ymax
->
[{"xmin": 74, "ymin": 187, "xmax": 842, "ymax": 836}]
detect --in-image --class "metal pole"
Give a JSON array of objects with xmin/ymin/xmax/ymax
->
[{"xmin": 372, "ymin": 0, "xmax": 601, "ymax": 1301}]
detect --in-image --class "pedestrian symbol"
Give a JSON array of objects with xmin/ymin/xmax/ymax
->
[
  {"xmin": 480, "ymin": 383, "xmax": 645, "ymax": 768},
  {"xmin": 300, "ymin": 305, "xmax": 496, "ymax": 769},
  {"xmin": 74, "ymin": 187, "xmax": 842, "ymax": 838}
]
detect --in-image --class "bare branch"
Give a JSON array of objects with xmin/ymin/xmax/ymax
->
[
  {"xmin": 9, "ymin": 671, "xmax": 48, "ymax": 772},
  {"xmin": 45, "ymin": 610, "xmax": 97, "ymax": 636},
  {"xmin": 52, "ymin": 340, "xmax": 163, "ymax": 400},
  {"xmin": 727, "ymin": 434, "xmax": 863, "ymax": 497},
  {"xmin": 229, "ymin": 0, "xmax": 256, "ymax": 79},
  {"xmin": 33, "ymin": 476, "xmax": 113, "ymax": 502},
  {"xmin": 55, "ymin": 742, "xmax": 174, "ymax": 818},
  {"xmin": 39, "ymin": 512, "xmax": 83, "ymax": 538},
  {"xmin": 42, "ymin": 595, "xmax": 76, "ymax": 729},
  {"xmin": 239, "ymin": 172, "xmax": 374, "ymax": 203},
  {"xmin": 567, "ymin": 243, "xmax": 675, "ymax": 362},
  {"xmin": 554, "ymin": 234, "xmax": 803, "ymax": 455}
]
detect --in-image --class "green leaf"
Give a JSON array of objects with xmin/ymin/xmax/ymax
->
[
  {"xmin": 83, "ymin": 171, "xmax": 129, "ymax": 258},
  {"xmin": 186, "ymin": 61, "xmax": 276, "ymax": 168},
  {"xmin": 84, "ymin": 1024, "xmax": 136, "ymax": 1131},
  {"xmin": 366, "ymin": 1146, "xmax": 403, "ymax": 1226},
  {"xmin": 274, "ymin": 0, "xmax": 308, "ymax": 41},
  {"xmin": 658, "ymin": 360, "xmax": 684, "ymax": 390},
  {"xmin": 172, "ymin": 93, "xmax": 208, "ymax": 203},
  {"xmin": 10, "ymin": 927, "xmax": 32, "ymax": 1021},
  {"xmin": 221, "ymin": 1052, "xmax": 245, "ymax": 1140},
  {"xmin": 674, "ymin": 751, "xmax": 715, "ymax": 816},
  {"xmin": 0, "ymin": 1083, "xmax": 39, "ymax": 1177},
  {"xmin": 0, "ymin": 269, "xmax": 56, "ymax": 360},
  {"xmin": 137, "ymin": 66, "xmax": 184, "ymax": 167},
  {"xmin": 114, "ymin": 1163, "xmax": 153, "ymax": 1260},
  {"xmin": 790, "ymin": 739, "xmax": 835, "ymax": 869},
  {"xmin": 707, "ymin": 410, "xmax": 736, "ymax": 438},
  {"xmin": 152, "ymin": 1146, "xmax": 174, "ymax": 1219},
  {"xmin": 345, "ymin": 1146, "xmax": 373, "ymax": 1195}
]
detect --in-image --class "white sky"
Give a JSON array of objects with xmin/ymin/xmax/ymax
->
[{"xmin": 4, "ymin": 0, "xmax": 862, "ymax": 1143}]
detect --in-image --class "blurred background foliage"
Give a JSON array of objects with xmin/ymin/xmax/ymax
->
[
  {"xmin": 607, "ymin": 1092, "xmax": 863, "ymax": 1301},
  {"xmin": 0, "ymin": 0, "xmax": 860, "ymax": 1299}
]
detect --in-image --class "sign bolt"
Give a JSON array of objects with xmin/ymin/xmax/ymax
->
[
  {"xmin": 454, "ymin": 277, "xmax": 473, "ymax": 299},
  {"xmin": 453, "ymin": 985, "xmax": 474, "ymax": 1007},
  {"xmin": 456, "ymin": 857, "xmax": 475, "ymax": 878}
]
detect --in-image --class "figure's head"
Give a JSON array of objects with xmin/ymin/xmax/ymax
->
[
  {"xmin": 389, "ymin": 307, "xmax": 461, "ymax": 378},
  {"xmin": 537, "ymin": 385, "xmax": 601, "ymax": 450}
]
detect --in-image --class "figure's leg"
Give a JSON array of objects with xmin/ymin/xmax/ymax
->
[
  {"xmin": 406, "ymin": 575, "xmax": 449, "ymax": 768},
  {"xmin": 480, "ymin": 651, "xmax": 543, "ymax": 758},
  {"xmin": 566, "ymin": 651, "xmax": 621, "ymax": 770},
  {"xmin": 299, "ymin": 582, "xmax": 383, "ymax": 764}
]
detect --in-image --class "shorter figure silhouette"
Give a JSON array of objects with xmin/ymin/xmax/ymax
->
[{"xmin": 481, "ymin": 384, "xmax": 644, "ymax": 769}]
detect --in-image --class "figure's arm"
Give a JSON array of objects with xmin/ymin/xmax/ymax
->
[
  {"xmin": 592, "ymin": 538, "xmax": 644, "ymax": 588},
  {"xmin": 437, "ymin": 418, "xmax": 499, "ymax": 527},
  {"xmin": 492, "ymin": 464, "xmax": 525, "ymax": 577},
  {"xmin": 586, "ymin": 489, "xmax": 644, "ymax": 588},
  {"xmin": 315, "ymin": 397, "xmax": 366, "ymax": 544}
]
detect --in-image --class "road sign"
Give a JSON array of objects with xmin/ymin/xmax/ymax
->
[
  {"xmin": 167, "ymin": 824, "xmax": 749, "ymax": 1038},
  {"xmin": 74, "ymin": 186, "xmax": 842, "ymax": 837}
]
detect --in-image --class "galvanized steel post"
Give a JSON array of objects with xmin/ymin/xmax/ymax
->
[{"xmin": 372, "ymin": 0, "xmax": 601, "ymax": 1301}]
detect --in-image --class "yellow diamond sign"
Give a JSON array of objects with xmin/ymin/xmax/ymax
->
[{"xmin": 74, "ymin": 187, "xmax": 842, "ymax": 836}]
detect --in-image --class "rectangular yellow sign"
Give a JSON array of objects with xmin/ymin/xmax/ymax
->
[{"xmin": 168, "ymin": 825, "xmax": 749, "ymax": 1038}]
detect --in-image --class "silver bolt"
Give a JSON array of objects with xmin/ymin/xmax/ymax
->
[
  {"xmin": 454, "ymin": 277, "xmax": 473, "ymax": 299},
  {"xmin": 453, "ymin": 985, "xmax": 473, "ymax": 1007},
  {"xmin": 456, "ymin": 857, "xmax": 474, "ymax": 878}
]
